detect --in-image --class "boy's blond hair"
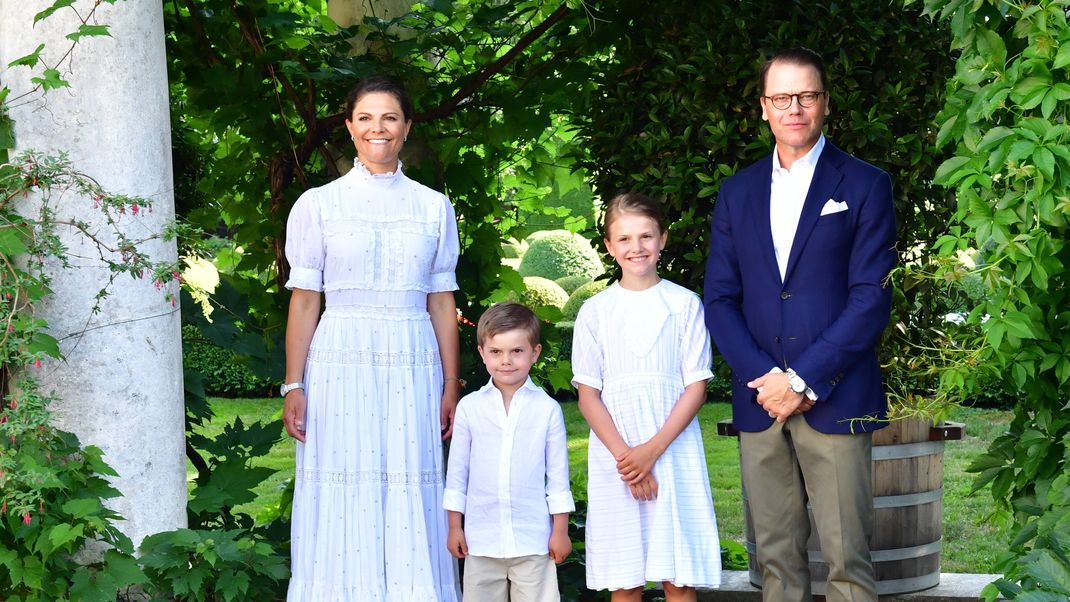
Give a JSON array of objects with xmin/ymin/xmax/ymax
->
[{"xmin": 476, "ymin": 302, "xmax": 541, "ymax": 348}]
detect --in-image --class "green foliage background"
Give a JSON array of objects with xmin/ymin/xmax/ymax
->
[
  {"xmin": 6, "ymin": 0, "xmax": 1066, "ymax": 598},
  {"xmin": 922, "ymin": 0, "xmax": 1070, "ymax": 598},
  {"xmin": 571, "ymin": 0, "xmax": 957, "ymax": 298}
]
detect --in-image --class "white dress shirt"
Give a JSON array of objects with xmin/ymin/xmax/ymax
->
[
  {"xmin": 443, "ymin": 378, "xmax": 575, "ymax": 558},
  {"xmin": 770, "ymin": 134, "xmax": 826, "ymax": 282},
  {"xmin": 768, "ymin": 135, "xmax": 825, "ymax": 400}
]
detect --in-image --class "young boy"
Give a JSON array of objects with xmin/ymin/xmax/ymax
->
[{"xmin": 443, "ymin": 302, "xmax": 574, "ymax": 601}]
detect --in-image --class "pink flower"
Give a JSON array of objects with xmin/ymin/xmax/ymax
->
[
  {"xmin": 8, "ymin": 399, "xmax": 16, "ymax": 409},
  {"xmin": 22, "ymin": 513, "xmax": 30, "ymax": 525},
  {"xmin": 33, "ymin": 359, "xmax": 41, "ymax": 369},
  {"xmin": 131, "ymin": 204, "xmax": 140, "ymax": 215},
  {"xmin": 1, "ymin": 502, "xmax": 7, "ymax": 513}
]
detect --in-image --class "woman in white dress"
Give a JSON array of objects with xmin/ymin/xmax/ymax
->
[
  {"xmin": 281, "ymin": 76, "xmax": 462, "ymax": 601},
  {"xmin": 572, "ymin": 192, "xmax": 721, "ymax": 601}
]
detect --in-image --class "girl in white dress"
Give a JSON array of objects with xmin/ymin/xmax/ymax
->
[
  {"xmin": 281, "ymin": 76, "xmax": 461, "ymax": 601},
  {"xmin": 571, "ymin": 192, "xmax": 721, "ymax": 601}
]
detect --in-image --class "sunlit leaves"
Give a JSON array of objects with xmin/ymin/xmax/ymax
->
[
  {"xmin": 32, "ymin": 0, "xmax": 75, "ymax": 25},
  {"xmin": 65, "ymin": 24, "xmax": 110, "ymax": 42},
  {"xmin": 930, "ymin": 1, "xmax": 1070, "ymax": 598},
  {"xmin": 7, "ymin": 44, "xmax": 45, "ymax": 69},
  {"xmin": 29, "ymin": 68, "xmax": 68, "ymax": 91}
]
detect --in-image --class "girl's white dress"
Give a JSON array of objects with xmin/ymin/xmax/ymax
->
[
  {"xmin": 284, "ymin": 162, "xmax": 461, "ymax": 601},
  {"xmin": 571, "ymin": 279, "xmax": 722, "ymax": 590}
]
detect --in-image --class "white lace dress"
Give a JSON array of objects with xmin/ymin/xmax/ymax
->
[
  {"xmin": 571, "ymin": 280, "xmax": 722, "ymax": 591},
  {"xmin": 284, "ymin": 162, "xmax": 461, "ymax": 601}
]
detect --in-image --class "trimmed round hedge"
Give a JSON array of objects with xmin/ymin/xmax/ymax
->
[
  {"xmin": 518, "ymin": 230, "xmax": 604, "ymax": 282},
  {"xmin": 562, "ymin": 279, "xmax": 609, "ymax": 320},
  {"xmin": 502, "ymin": 237, "xmax": 527, "ymax": 259},
  {"xmin": 519, "ymin": 276, "xmax": 569, "ymax": 310},
  {"xmin": 554, "ymin": 275, "xmax": 590, "ymax": 294}
]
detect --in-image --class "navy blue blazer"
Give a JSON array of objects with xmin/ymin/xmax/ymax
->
[{"xmin": 703, "ymin": 141, "xmax": 897, "ymax": 434}]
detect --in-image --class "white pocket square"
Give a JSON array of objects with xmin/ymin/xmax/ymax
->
[{"xmin": 820, "ymin": 199, "xmax": 849, "ymax": 216}]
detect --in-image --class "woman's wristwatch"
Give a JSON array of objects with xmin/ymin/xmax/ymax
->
[{"xmin": 280, "ymin": 382, "xmax": 304, "ymax": 397}]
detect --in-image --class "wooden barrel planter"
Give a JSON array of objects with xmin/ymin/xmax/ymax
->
[{"xmin": 717, "ymin": 418, "xmax": 964, "ymax": 597}]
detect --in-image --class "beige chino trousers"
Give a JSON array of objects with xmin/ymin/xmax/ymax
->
[
  {"xmin": 463, "ymin": 554, "xmax": 559, "ymax": 602},
  {"xmin": 740, "ymin": 414, "xmax": 876, "ymax": 602}
]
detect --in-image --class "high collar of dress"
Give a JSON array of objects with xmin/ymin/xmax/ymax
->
[{"xmin": 348, "ymin": 157, "xmax": 404, "ymax": 186}]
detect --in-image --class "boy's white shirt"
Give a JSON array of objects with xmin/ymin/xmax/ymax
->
[{"xmin": 443, "ymin": 377, "xmax": 575, "ymax": 558}]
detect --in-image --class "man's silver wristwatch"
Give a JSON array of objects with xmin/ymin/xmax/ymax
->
[
  {"xmin": 280, "ymin": 382, "xmax": 304, "ymax": 397},
  {"xmin": 786, "ymin": 369, "xmax": 808, "ymax": 394}
]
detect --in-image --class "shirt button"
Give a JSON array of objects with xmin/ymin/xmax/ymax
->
[
  {"xmin": 774, "ymin": 336, "xmax": 781, "ymax": 343},
  {"xmin": 780, "ymin": 291, "xmax": 791, "ymax": 300}
]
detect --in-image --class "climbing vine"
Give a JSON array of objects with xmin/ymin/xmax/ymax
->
[{"xmin": 922, "ymin": 0, "xmax": 1070, "ymax": 597}]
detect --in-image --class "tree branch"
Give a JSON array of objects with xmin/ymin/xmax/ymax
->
[
  {"xmin": 415, "ymin": 4, "xmax": 572, "ymax": 122},
  {"xmin": 267, "ymin": 3, "xmax": 572, "ymax": 286},
  {"xmin": 180, "ymin": 0, "xmax": 223, "ymax": 66}
]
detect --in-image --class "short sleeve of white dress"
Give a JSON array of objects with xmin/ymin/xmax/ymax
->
[
  {"xmin": 284, "ymin": 189, "xmax": 324, "ymax": 292},
  {"xmin": 680, "ymin": 293, "xmax": 714, "ymax": 386},
  {"xmin": 429, "ymin": 194, "xmax": 460, "ymax": 293},
  {"xmin": 571, "ymin": 300, "xmax": 604, "ymax": 391}
]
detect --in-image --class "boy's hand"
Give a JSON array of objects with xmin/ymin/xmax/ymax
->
[
  {"xmin": 446, "ymin": 526, "xmax": 468, "ymax": 559},
  {"xmin": 628, "ymin": 474, "xmax": 659, "ymax": 501},
  {"xmin": 548, "ymin": 529, "xmax": 572, "ymax": 564},
  {"xmin": 616, "ymin": 442, "xmax": 659, "ymax": 485}
]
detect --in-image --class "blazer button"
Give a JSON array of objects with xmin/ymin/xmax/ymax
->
[
  {"xmin": 780, "ymin": 291, "xmax": 791, "ymax": 300},
  {"xmin": 774, "ymin": 336, "xmax": 781, "ymax": 343}
]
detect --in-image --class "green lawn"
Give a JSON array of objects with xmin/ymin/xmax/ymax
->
[{"xmin": 194, "ymin": 398, "xmax": 1010, "ymax": 573}]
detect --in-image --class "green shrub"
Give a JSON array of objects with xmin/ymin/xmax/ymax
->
[
  {"xmin": 518, "ymin": 277, "xmax": 569, "ymax": 311},
  {"xmin": 502, "ymin": 238, "xmax": 527, "ymax": 259},
  {"xmin": 516, "ymin": 184, "xmax": 598, "ymax": 238},
  {"xmin": 526, "ymin": 230, "xmax": 557, "ymax": 242},
  {"xmin": 0, "ymin": 381, "xmax": 149, "ymax": 600},
  {"xmin": 562, "ymin": 279, "xmax": 608, "ymax": 320},
  {"xmin": 140, "ymin": 528, "xmax": 288, "ymax": 601},
  {"xmin": 518, "ymin": 230, "xmax": 604, "ymax": 282},
  {"xmin": 182, "ymin": 325, "xmax": 272, "ymax": 397},
  {"xmin": 556, "ymin": 320, "xmax": 575, "ymax": 360},
  {"xmin": 554, "ymin": 275, "xmax": 590, "ymax": 294}
]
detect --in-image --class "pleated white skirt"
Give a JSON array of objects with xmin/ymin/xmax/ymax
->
[{"xmin": 287, "ymin": 305, "xmax": 460, "ymax": 601}]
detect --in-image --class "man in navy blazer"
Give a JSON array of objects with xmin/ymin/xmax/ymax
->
[{"xmin": 704, "ymin": 48, "xmax": 896, "ymax": 602}]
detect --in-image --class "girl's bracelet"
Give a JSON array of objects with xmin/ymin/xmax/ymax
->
[{"xmin": 444, "ymin": 377, "xmax": 467, "ymax": 389}]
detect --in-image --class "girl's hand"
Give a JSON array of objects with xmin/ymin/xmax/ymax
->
[
  {"xmin": 616, "ymin": 442, "xmax": 660, "ymax": 484},
  {"xmin": 446, "ymin": 526, "xmax": 468, "ymax": 559},
  {"xmin": 548, "ymin": 530, "xmax": 572, "ymax": 564},
  {"xmin": 628, "ymin": 474, "xmax": 659, "ymax": 501},
  {"xmin": 283, "ymin": 390, "xmax": 308, "ymax": 443},
  {"xmin": 440, "ymin": 384, "xmax": 460, "ymax": 440}
]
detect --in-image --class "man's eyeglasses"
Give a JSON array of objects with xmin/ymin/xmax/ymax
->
[{"xmin": 762, "ymin": 91, "xmax": 826, "ymax": 110}]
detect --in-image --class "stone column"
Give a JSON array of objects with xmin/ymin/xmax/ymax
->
[{"xmin": 0, "ymin": 1, "xmax": 186, "ymax": 547}]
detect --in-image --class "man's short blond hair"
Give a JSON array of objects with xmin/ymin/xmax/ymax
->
[{"xmin": 476, "ymin": 302, "xmax": 541, "ymax": 348}]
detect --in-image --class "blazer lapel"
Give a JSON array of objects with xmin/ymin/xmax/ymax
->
[
  {"xmin": 783, "ymin": 143, "xmax": 845, "ymax": 283},
  {"xmin": 747, "ymin": 157, "xmax": 780, "ymax": 279}
]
